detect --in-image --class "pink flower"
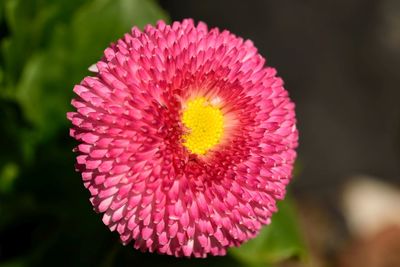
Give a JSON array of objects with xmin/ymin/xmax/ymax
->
[{"xmin": 67, "ymin": 19, "xmax": 298, "ymax": 257}]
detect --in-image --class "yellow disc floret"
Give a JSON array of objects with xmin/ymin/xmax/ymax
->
[{"xmin": 182, "ymin": 97, "xmax": 224, "ymax": 155}]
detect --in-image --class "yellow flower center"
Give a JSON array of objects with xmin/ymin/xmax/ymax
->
[{"xmin": 182, "ymin": 97, "xmax": 224, "ymax": 155}]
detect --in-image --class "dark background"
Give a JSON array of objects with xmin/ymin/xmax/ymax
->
[{"xmin": 1, "ymin": 0, "xmax": 400, "ymax": 266}]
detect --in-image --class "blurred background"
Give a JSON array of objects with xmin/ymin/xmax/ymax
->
[{"xmin": 1, "ymin": 0, "xmax": 400, "ymax": 266}]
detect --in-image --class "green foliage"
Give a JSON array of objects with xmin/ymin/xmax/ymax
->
[
  {"xmin": 230, "ymin": 197, "xmax": 307, "ymax": 266},
  {"xmin": 2, "ymin": 0, "xmax": 168, "ymax": 142},
  {"xmin": 0, "ymin": 1, "xmax": 306, "ymax": 266},
  {"xmin": 0, "ymin": 162, "xmax": 19, "ymax": 194}
]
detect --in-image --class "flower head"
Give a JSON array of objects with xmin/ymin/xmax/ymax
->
[{"xmin": 67, "ymin": 19, "xmax": 298, "ymax": 257}]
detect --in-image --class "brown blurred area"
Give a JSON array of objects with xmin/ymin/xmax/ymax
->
[
  {"xmin": 339, "ymin": 225, "xmax": 400, "ymax": 267},
  {"xmin": 161, "ymin": 0, "xmax": 400, "ymax": 266}
]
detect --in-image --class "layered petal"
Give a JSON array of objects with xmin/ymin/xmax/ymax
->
[{"xmin": 68, "ymin": 19, "xmax": 298, "ymax": 257}]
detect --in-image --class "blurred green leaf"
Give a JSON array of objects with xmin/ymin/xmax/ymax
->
[
  {"xmin": 1, "ymin": 0, "xmax": 87, "ymax": 85},
  {"xmin": 71, "ymin": 0, "xmax": 168, "ymax": 66},
  {"xmin": 15, "ymin": 52, "xmax": 70, "ymax": 139},
  {"xmin": 0, "ymin": 162, "xmax": 19, "ymax": 193},
  {"xmin": 230, "ymin": 196, "xmax": 307, "ymax": 266}
]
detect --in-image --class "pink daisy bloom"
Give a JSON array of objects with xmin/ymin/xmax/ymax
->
[{"xmin": 67, "ymin": 19, "xmax": 298, "ymax": 257}]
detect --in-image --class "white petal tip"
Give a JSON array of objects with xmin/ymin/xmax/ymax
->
[{"xmin": 88, "ymin": 64, "xmax": 99, "ymax": 73}]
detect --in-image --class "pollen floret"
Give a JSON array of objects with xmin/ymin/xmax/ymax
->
[
  {"xmin": 67, "ymin": 19, "xmax": 298, "ymax": 257},
  {"xmin": 182, "ymin": 97, "xmax": 224, "ymax": 155}
]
